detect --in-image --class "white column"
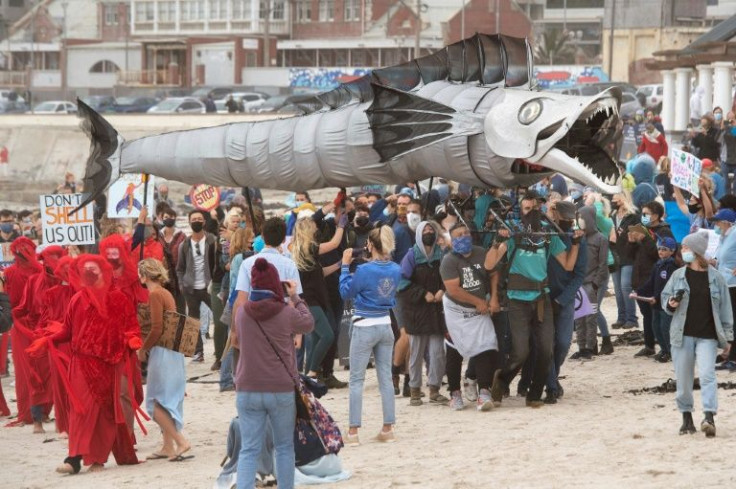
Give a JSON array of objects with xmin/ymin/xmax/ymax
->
[
  {"xmin": 713, "ymin": 61, "xmax": 734, "ymax": 113},
  {"xmin": 661, "ymin": 69, "xmax": 675, "ymax": 133},
  {"xmin": 696, "ymin": 64, "xmax": 713, "ymax": 115},
  {"xmin": 674, "ymin": 67, "xmax": 693, "ymax": 132}
]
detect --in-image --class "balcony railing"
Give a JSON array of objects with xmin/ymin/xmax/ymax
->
[
  {"xmin": 118, "ymin": 69, "xmax": 184, "ymax": 86},
  {"xmin": 0, "ymin": 71, "xmax": 28, "ymax": 87}
]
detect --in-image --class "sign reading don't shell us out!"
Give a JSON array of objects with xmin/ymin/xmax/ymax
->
[{"xmin": 40, "ymin": 193, "xmax": 96, "ymax": 246}]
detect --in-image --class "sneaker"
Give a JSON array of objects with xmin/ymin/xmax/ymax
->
[
  {"xmin": 569, "ymin": 351, "xmax": 583, "ymax": 360},
  {"xmin": 526, "ymin": 399, "xmax": 544, "ymax": 408},
  {"xmin": 345, "ymin": 433, "xmax": 360, "ymax": 446},
  {"xmin": 611, "ymin": 321, "xmax": 625, "ymax": 329},
  {"xmin": 490, "ymin": 369, "xmax": 506, "ymax": 407},
  {"xmin": 715, "ymin": 360, "xmax": 736, "ymax": 371},
  {"xmin": 375, "ymin": 430, "xmax": 396, "ymax": 443},
  {"xmin": 210, "ymin": 360, "xmax": 221, "ymax": 371},
  {"xmin": 655, "ymin": 352, "xmax": 671, "ymax": 363},
  {"xmin": 634, "ymin": 347, "xmax": 656, "ymax": 358},
  {"xmin": 449, "ymin": 390, "xmax": 465, "ymax": 411},
  {"xmin": 580, "ymin": 349, "xmax": 594, "ymax": 361},
  {"xmin": 323, "ymin": 374, "xmax": 348, "ymax": 389},
  {"xmin": 191, "ymin": 353, "xmax": 204, "ymax": 363},
  {"xmin": 543, "ymin": 391, "xmax": 558, "ymax": 404},
  {"xmin": 477, "ymin": 388, "xmax": 493, "ymax": 412},
  {"xmin": 464, "ymin": 378, "xmax": 478, "ymax": 402},
  {"xmin": 622, "ymin": 322, "xmax": 639, "ymax": 330},
  {"xmin": 429, "ymin": 388, "xmax": 449, "ymax": 405}
]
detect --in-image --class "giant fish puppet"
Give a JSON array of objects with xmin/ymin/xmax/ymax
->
[{"xmin": 76, "ymin": 34, "xmax": 623, "ymax": 208}]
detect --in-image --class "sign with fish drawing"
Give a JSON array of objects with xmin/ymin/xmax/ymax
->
[{"xmin": 107, "ymin": 174, "xmax": 156, "ymax": 219}]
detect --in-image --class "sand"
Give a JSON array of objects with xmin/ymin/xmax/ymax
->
[{"xmin": 2, "ymin": 299, "xmax": 735, "ymax": 489}]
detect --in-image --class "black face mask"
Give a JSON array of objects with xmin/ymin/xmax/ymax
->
[
  {"xmin": 190, "ymin": 221, "xmax": 204, "ymax": 233},
  {"xmin": 610, "ymin": 202, "xmax": 620, "ymax": 211},
  {"xmin": 163, "ymin": 218, "xmax": 176, "ymax": 228},
  {"xmin": 421, "ymin": 233, "xmax": 437, "ymax": 246},
  {"xmin": 687, "ymin": 203, "xmax": 701, "ymax": 214},
  {"xmin": 521, "ymin": 209, "xmax": 543, "ymax": 232},
  {"xmin": 347, "ymin": 210, "xmax": 356, "ymax": 223},
  {"xmin": 558, "ymin": 220, "xmax": 573, "ymax": 232},
  {"xmin": 355, "ymin": 216, "xmax": 370, "ymax": 228},
  {"xmin": 446, "ymin": 206, "xmax": 457, "ymax": 217}
]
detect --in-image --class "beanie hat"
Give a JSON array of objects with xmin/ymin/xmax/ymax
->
[
  {"xmin": 701, "ymin": 158, "xmax": 714, "ymax": 169},
  {"xmin": 555, "ymin": 201, "xmax": 577, "ymax": 220},
  {"xmin": 657, "ymin": 236, "xmax": 677, "ymax": 251},
  {"xmin": 682, "ymin": 231, "xmax": 709, "ymax": 258},
  {"xmin": 250, "ymin": 257, "xmax": 284, "ymax": 301}
]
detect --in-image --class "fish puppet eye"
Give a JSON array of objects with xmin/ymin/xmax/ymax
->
[{"xmin": 518, "ymin": 100, "xmax": 542, "ymax": 125}]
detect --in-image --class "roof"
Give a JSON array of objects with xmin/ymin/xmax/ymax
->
[{"xmin": 683, "ymin": 13, "xmax": 736, "ymax": 53}]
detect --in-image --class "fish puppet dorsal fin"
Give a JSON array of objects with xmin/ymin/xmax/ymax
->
[{"xmin": 365, "ymin": 83, "xmax": 484, "ymax": 162}]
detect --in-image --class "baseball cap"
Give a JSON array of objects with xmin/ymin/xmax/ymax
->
[
  {"xmin": 657, "ymin": 237, "xmax": 677, "ymax": 251},
  {"xmin": 712, "ymin": 208, "xmax": 736, "ymax": 223},
  {"xmin": 701, "ymin": 158, "xmax": 714, "ymax": 169}
]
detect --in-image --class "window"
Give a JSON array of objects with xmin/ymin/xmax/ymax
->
[
  {"xmin": 272, "ymin": 0, "xmax": 284, "ymax": 19},
  {"xmin": 104, "ymin": 4, "xmax": 119, "ymax": 25},
  {"xmin": 90, "ymin": 60, "xmax": 120, "ymax": 73},
  {"xmin": 158, "ymin": 1, "xmax": 176, "ymax": 22},
  {"xmin": 181, "ymin": 0, "xmax": 205, "ymax": 20},
  {"xmin": 209, "ymin": 0, "xmax": 227, "ymax": 19},
  {"xmin": 232, "ymin": 0, "xmax": 250, "ymax": 19},
  {"xmin": 135, "ymin": 1, "xmax": 154, "ymax": 22},
  {"xmin": 296, "ymin": 0, "xmax": 311, "ymax": 22},
  {"xmin": 344, "ymin": 0, "xmax": 359, "ymax": 21},
  {"xmin": 318, "ymin": 0, "xmax": 333, "ymax": 21}
]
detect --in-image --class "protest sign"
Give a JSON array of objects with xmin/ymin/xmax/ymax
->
[
  {"xmin": 107, "ymin": 174, "xmax": 155, "ymax": 218},
  {"xmin": 40, "ymin": 193, "xmax": 96, "ymax": 246},
  {"xmin": 670, "ymin": 149, "xmax": 702, "ymax": 195},
  {"xmin": 574, "ymin": 287, "xmax": 594, "ymax": 320},
  {"xmin": 189, "ymin": 184, "xmax": 221, "ymax": 212}
]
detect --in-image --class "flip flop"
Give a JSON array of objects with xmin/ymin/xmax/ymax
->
[
  {"xmin": 169, "ymin": 454, "xmax": 194, "ymax": 462},
  {"xmin": 146, "ymin": 453, "xmax": 169, "ymax": 460}
]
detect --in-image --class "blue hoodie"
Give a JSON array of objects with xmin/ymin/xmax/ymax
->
[
  {"xmin": 340, "ymin": 260, "xmax": 402, "ymax": 318},
  {"xmin": 547, "ymin": 234, "xmax": 588, "ymax": 306}
]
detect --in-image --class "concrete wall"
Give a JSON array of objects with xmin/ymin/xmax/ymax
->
[
  {"xmin": 192, "ymin": 42, "xmax": 236, "ymax": 86},
  {"xmin": 67, "ymin": 46, "xmax": 142, "ymax": 88}
]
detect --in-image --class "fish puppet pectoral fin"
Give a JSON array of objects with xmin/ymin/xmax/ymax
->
[
  {"xmin": 75, "ymin": 98, "xmax": 124, "ymax": 214},
  {"xmin": 365, "ymin": 83, "xmax": 484, "ymax": 162}
]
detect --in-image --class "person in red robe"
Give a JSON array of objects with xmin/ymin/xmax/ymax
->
[
  {"xmin": 4, "ymin": 237, "xmax": 43, "ymax": 427},
  {"xmin": 13, "ymin": 245, "xmax": 66, "ymax": 433},
  {"xmin": 98, "ymin": 234, "xmax": 147, "ymax": 441},
  {"xmin": 50, "ymin": 255, "xmax": 142, "ymax": 474},
  {"xmin": 39, "ymin": 255, "xmax": 77, "ymax": 435}
]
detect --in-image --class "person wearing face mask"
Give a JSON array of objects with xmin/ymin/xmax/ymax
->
[
  {"xmin": 176, "ymin": 210, "xmax": 218, "ymax": 363},
  {"xmin": 691, "ymin": 114, "xmax": 721, "ymax": 161},
  {"xmin": 638, "ymin": 123, "xmax": 669, "ymax": 163},
  {"xmin": 610, "ymin": 192, "xmax": 640, "ymax": 330},
  {"xmin": 131, "ymin": 206, "xmax": 164, "ymax": 262},
  {"xmin": 439, "ymin": 222, "xmax": 499, "ymax": 411},
  {"xmin": 641, "ymin": 201, "xmax": 673, "ymax": 240},
  {"xmin": 155, "ymin": 183, "xmax": 174, "ymax": 209},
  {"xmin": 712, "ymin": 209, "xmax": 736, "ymax": 371},
  {"xmin": 405, "ymin": 199, "xmax": 422, "ymax": 233},
  {"xmin": 159, "ymin": 206, "xmax": 187, "ymax": 314},
  {"xmin": 0, "ymin": 209, "xmax": 19, "ymax": 243},
  {"xmin": 397, "ymin": 221, "xmax": 448, "ymax": 407},
  {"xmin": 99, "ymin": 234, "xmax": 149, "ymax": 306},
  {"xmin": 721, "ymin": 111, "xmax": 736, "ymax": 195},
  {"xmin": 661, "ymin": 232, "xmax": 733, "ymax": 438},
  {"xmin": 48, "ymin": 255, "xmax": 143, "ymax": 474},
  {"xmin": 627, "ymin": 224, "xmax": 660, "ymax": 358},
  {"xmin": 673, "ymin": 177, "xmax": 716, "ymax": 234},
  {"xmin": 485, "ymin": 195, "xmax": 584, "ymax": 408},
  {"xmin": 12, "ymin": 246, "xmax": 67, "ymax": 433}
]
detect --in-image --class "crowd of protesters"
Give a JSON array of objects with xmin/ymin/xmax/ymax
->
[{"xmin": 1, "ymin": 128, "xmax": 736, "ymax": 487}]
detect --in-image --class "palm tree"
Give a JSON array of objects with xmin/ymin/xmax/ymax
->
[{"xmin": 533, "ymin": 28, "xmax": 576, "ymax": 65}]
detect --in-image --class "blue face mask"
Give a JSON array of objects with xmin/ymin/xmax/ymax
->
[
  {"xmin": 0, "ymin": 223, "xmax": 14, "ymax": 234},
  {"xmin": 641, "ymin": 215, "xmax": 651, "ymax": 226},
  {"xmin": 682, "ymin": 251, "xmax": 695, "ymax": 263},
  {"xmin": 570, "ymin": 191, "xmax": 582, "ymax": 201},
  {"xmin": 452, "ymin": 235, "xmax": 473, "ymax": 255},
  {"xmin": 714, "ymin": 227, "xmax": 722, "ymax": 236}
]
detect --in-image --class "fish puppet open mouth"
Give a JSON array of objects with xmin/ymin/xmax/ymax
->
[{"xmin": 75, "ymin": 33, "xmax": 623, "ymax": 210}]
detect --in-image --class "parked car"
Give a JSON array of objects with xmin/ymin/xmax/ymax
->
[
  {"xmin": 191, "ymin": 86, "xmax": 234, "ymax": 101},
  {"xmin": 81, "ymin": 95, "xmax": 117, "ymax": 111},
  {"xmin": 0, "ymin": 100, "xmax": 28, "ymax": 114},
  {"xmin": 0, "ymin": 89, "xmax": 25, "ymax": 104},
  {"xmin": 233, "ymin": 92, "xmax": 269, "ymax": 112},
  {"xmin": 112, "ymin": 96, "xmax": 159, "ymax": 113},
  {"xmin": 147, "ymin": 97, "xmax": 206, "ymax": 114},
  {"xmin": 32, "ymin": 101, "xmax": 78, "ymax": 114},
  {"xmin": 620, "ymin": 91, "xmax": 644, "ymax": 119},
  {"xmin": 578, "ymin": 82, "xmax": 638, "ymax": 96},
  {"xmin": 636, "ymin": 84, "xmax": 663, "ymax": 112},
  {"xmin": 258, "ymin": 94, "xmax": 323, "ymax": 114}
]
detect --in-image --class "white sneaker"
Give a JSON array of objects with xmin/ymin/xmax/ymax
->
[
  {"xmin": 477, "ymin": 388, "xmax": 493, "ymax": 412},
  {"xmin": 450, "ymin": 390, "xmax": 465, "ymax": 411},
  {"xmin": 464, "ymin": 378, "xmax": 478, "ymax": 402}
]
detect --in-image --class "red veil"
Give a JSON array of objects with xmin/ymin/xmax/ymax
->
[{"xmin": 98, "ymin": 234, "xmax": 148, "ymax": 304}]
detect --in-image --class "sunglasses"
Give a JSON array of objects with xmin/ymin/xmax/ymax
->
[
  {"xmin": 657, "ymin": 247, "xmax": 673, "ymax": 252},
  {"xmin": 195, "ymin": 243, "xmax": 202, "ymax": 256}
]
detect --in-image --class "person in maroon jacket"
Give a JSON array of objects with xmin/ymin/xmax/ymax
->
[{"xmin": 234, "ymin": 257, "xmax": 314, "ymax": 489}]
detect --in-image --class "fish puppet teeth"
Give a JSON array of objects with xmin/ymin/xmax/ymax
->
[{"xmin": 75, "ymin": 34, "xmax": 623, "ymax": 210}]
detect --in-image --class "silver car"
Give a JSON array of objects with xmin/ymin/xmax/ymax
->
[{"xmin": 147, "ymin": 97, "xmax": 206, "ymax": 114}]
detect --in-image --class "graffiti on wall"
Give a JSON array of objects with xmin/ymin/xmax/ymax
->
[
  {"xmin": 534, "ymin": 66, "xmax": 609, "ymax": 90},
  {"xmin": 289, "ymin": 68, "xmax": 372, "ymax": 90}
]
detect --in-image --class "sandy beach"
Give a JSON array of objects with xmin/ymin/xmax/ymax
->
[{"xmin": 2, "ymin": 299, "xmax": 735, "ymax": 489}]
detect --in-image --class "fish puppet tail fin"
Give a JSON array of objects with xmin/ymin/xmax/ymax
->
[{"xmin": 74, "ymin": 98, "xmax": 123, "ymax": 213}]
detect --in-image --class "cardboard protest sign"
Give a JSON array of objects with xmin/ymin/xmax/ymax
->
[
  {"xmin": 107, "ymin": 174, "xmax": 155, "ymax": 218},
  {"xmin": 40, "ymin": 193, "xmax": 96, "ymax": 246},
  {"xmin": 189, "ymin": 184, "xmax": 221, "ymax": 212},
  {"xmin": 0, "ymin": 242, "xmax": 13, "ymax": 269},
  {"xmin": 670, "ymin": 149, "xmax": 702, "ymax": 195}
]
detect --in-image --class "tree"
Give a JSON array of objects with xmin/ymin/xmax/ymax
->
[{"xmin": 533, "ymin": 28, "xmax": 576, "ymax": 66}]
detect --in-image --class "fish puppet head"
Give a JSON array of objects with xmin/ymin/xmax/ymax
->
[{"xmin": 483, "ymin": 87, "xmax": 622, "ymax": 194}]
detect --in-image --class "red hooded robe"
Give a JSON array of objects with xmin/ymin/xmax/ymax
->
[{"xmin": 51, "ymin": 255, "xmax": 142, "ymax": 467}]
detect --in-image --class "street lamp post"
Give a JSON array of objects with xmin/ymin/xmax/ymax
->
[{"xmin": 61, "ymin": 1, "xmax": 68, "ymax": 100}]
